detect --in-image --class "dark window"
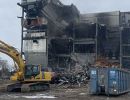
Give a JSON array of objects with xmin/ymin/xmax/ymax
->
[{"xmin": 75, "ymin": 44, "xmax": 95, "ymax": 53}]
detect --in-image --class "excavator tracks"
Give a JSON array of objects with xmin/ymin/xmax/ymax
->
[
  {"xmin": 21, "ymin": 82, "xmax": 50, "ymax": 92},
  {"xmin": 7, "ymin": 82, "xmax": 50, "ymax": 92},
  {"xmin": 7, "ymin": 83, "xmax": 22, "ymax": 92},
  {"xmin": 0, "ymin": 82, "xmax": 50, "ymax": 92}
]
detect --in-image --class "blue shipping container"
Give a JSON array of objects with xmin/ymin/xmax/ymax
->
[{"xmin": 89, "ymin": 67, "xmax": 130, "ymax": 95}]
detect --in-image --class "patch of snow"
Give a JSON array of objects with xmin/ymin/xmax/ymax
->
[
  {"xmin": 22, "ymin": 95, "xmax": 56, "ymax": 99},
  {"xmin": 66, "ymin": 89, "xmax": 76, "ymax": 93},
  {"xmin": 79, "ymin": 93, "xmax": 86, "ymax": 95},
  {"xmin": 6, "ymin": 94, "xmax": 56, "ymax": 99}
]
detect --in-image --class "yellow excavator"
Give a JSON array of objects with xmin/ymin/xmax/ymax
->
[{"xmin": 0, "ymin": 40, "xmax": 52, "ymax": 92}]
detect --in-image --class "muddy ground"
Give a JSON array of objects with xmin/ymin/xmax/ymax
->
[{"xmin": 0, "ymin": 84, "xmax": 130, "ymax": 100}]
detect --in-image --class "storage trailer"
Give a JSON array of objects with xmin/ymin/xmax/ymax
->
[{"xmin": 89, "ymin": 67, "xmax": 130, "ymax": 95}]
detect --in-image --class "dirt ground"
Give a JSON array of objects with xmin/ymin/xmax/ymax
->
[{"xmin": 0, "ymin": 84, "xmax": 130, "ymax": 100}]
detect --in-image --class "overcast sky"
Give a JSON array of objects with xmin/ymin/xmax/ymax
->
[
  {"xmin": 62, "ymin": 0, "xmax": 130, "ymax": 13},
  {"xmin": 0, "ymin": 0, "xmax": 130, "ymax": 64}
]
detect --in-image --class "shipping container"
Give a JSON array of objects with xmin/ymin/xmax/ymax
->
[{"xmin": 89, "ymin": 67, "xmax": 130, "ymax": 95}]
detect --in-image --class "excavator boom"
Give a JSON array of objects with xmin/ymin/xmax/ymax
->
[{"xmin": 0, "ymin": 40, "xmax": 25, "ymax": 81}]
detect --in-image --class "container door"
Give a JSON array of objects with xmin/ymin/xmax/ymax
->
[
  {"xmin": 89, "ymin": 69, "xmax": 98, "ymax": 94},
  {"xmin": 98, "ymin": 68, "xmax": 107, "ymax": 94},
  {"xmin": 108, "ymin": 69, "xmax": 118, "ymax": 95}
]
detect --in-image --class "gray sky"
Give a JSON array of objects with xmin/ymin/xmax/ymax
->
[
  {"xmin": 61, "ymin": 0, "xmax": 130, "ymax": 13},
  {"xmin": 0, "ymin": 0, "xmax": 130, "ymax": 64},
  {"xmin": 0, "ymin": 0, "xmax": 21, "ymax": 64}
]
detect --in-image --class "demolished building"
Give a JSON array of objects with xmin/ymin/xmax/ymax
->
[
  {"xmin": 19, "ymin": 0, "xmax": 80, "ymax": 71},
  {"xmin": 19, "ymin": 0, "xmax": 130, "ymax": 71},
  {"xmin": 81, "ymin": 11, "xmax": 130, "ymax": 69}
]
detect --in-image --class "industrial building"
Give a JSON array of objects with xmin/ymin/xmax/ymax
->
[
  {"xmin": 19, "ymin": 0, "xmax": 130, "ymax": 72},
  {"xmin": 81, "ymin": 11, "xmax": 130, "ymax": 69}
]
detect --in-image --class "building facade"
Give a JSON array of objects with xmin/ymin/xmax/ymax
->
[{"xmin": 19, "ymin": 0, "xmax": 130, "ymax": 70}]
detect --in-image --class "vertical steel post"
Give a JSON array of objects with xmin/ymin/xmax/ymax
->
[
  {"xmin": 95, "ymin": 19, "xmax": 98, "ymax": 60},
  {"xmin": 21, "ymin": 8, "xmax": 24, "ymax": 55},
  {"xmin": 72, "ymin": 23, "xmax": 75, "ymax": 53},
  {"xmin": 120, "ymin": 27, "xmax": 123, "ymax": 68},
  {"xmin": 46, "ymin": 28, "xmax": 48, "ymax": 67}
]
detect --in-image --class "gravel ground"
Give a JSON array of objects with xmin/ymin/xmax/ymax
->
[{"xmin": 0, "ymin": 84, "xmax": 130, "ymax": 100}]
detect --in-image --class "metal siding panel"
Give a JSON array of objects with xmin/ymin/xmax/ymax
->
[
  {"xmin": 121, "ymin": 71, "xmax": 123, "ymax": 92},
  {"xmin": 119, "ymin": 71, "xmax": 121, "ymax": 93},
  {"xmin": 24, "ymin": 34, "xmax": 46, "ymax": 52},
  {"xmin": 24, "ymin": 52, "xmax": 48, "ymax": 67},
  {"xmin": 108, "ymin": 69, "xmax": 117, "ymax": 95},
  {"xmin": 105, "ymin": 68, "xmax": 108, "ymax": 95},
  {"xmin": 123, "ymin": 72, "xmax": 125, "ymax": 92}
]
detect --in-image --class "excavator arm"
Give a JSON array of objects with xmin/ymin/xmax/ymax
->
[{"xmin": 0, "ymin": 40, "xmax": 25, "ymax": 81}]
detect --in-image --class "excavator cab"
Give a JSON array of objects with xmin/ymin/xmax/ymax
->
[
  {"xmin": 24, "ymin": 65, "xmax": 52, "ymax": 82},
  {"xmin": 24, "ymin": 65, "xmax": 40, "ymax": 80}
]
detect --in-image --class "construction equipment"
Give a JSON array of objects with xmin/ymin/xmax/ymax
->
[{"xmin": 0, "ymin": 40, "xmax": 52, "ymax": 92}]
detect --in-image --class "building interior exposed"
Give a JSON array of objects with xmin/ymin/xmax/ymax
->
[{"xmin": 19, "ymin": 0, "xmax": 130, "ymax": 72}]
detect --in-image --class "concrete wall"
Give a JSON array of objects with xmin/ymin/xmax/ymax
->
[
  {"xmin": 23, "ymin": 32, "xmax": 47, "ymax": 66},
  {"xmin": 24, "ymin": 52, "xmax": 48, "ymax": 66}
]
